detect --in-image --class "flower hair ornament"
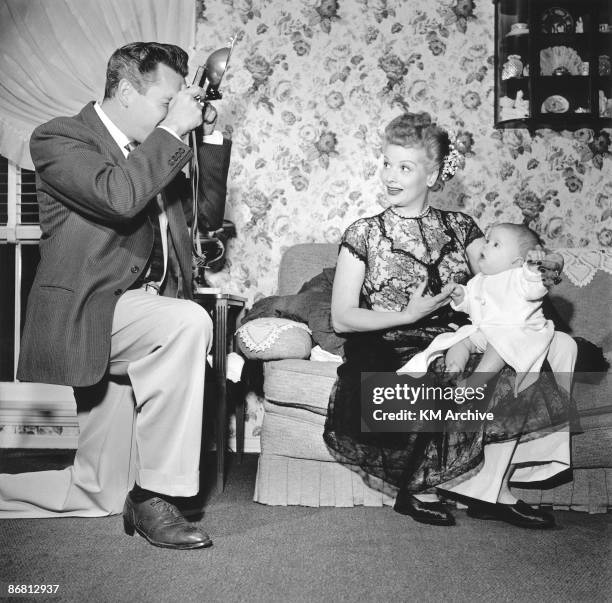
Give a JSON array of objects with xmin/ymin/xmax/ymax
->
[{"xmin": 440, "ymin": 133, "xmax": 466, "ymax": 181}]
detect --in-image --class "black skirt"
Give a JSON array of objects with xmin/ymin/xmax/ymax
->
[{"xmin": 323, "ymin": 325, "xmax": 577, "ymax": 495}]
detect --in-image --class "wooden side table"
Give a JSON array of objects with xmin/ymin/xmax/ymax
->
[{"xmin": 193, "ymin": 291, "xmax": 246, "ymax": 492}]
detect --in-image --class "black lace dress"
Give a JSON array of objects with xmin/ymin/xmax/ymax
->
[{"xmin": 323, "ymin": 206, "xmax": 574, "ymax": 495}]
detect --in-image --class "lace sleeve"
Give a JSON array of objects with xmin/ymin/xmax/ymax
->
[
  {"xmin": 339, "ymin": 219, "xmax": 369, "ymax": 262},
  {"xmin": 454, "ymin": 212, "xmax": 484, "ymax": 249}
]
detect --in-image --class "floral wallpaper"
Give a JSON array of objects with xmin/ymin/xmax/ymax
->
[{"xmin": 193, "ymin": 0, "xmax": 612, "ymax": 449}]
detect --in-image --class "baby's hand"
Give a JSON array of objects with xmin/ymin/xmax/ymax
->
[
  {"xmin": 446, "ymin": 283, "xmax": 465, "ymax": 305},
  {"xmin": 525, "ymin": 248, "xmax": 546, "ymax": 266},
  {"xmin": 526, "ymin": 247, "xmax": 563, "ymax": 287}
]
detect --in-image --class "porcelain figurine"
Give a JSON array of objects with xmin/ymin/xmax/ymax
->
[
  {"xmin": 502, "ymin": 55, "xmax": 523, "ymax": 80},
  {"xmin": 514, "ymin": 90, "xmax": 529, "ymax": 117}
]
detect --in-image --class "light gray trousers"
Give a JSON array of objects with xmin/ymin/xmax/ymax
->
[{"xmin": 0, "ymin": 289, "xmax": 212, "ymax": 517}]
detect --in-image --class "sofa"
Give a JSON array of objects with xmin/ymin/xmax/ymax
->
[{"xmin": 245, "ymin": 243, "xmax": 612, "ymax": 512}]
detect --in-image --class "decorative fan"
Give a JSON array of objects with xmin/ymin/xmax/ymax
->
[{"xmin": 540, "ymin": 46, "xmax": 583, "ymax": 75}]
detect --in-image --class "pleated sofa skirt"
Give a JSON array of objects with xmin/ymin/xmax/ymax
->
[{"xmin": 253, "ymin": 358, "xmax": 396, "ymax": 507}]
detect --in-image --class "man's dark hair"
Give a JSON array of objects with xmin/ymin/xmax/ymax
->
[{"xmin": 104, "ymin": 42, "xmax": 189, "ymax": 99}]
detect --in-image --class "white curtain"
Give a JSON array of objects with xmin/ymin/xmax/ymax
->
[{"xmin": 0, "ymin": 0, "xmax": 195, "ymax": 170}]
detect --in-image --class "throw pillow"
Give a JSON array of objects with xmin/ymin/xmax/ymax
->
[{"xmin": 236, "ymin": 317, "xmax": 313, "ymax": 360}]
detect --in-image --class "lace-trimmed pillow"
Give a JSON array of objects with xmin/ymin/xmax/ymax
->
[{"xmin": 236, "ymin": 318, "xmax": 313, "ymax": 360}]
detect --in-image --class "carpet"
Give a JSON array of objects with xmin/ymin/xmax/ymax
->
[{"xmin": 0, "ymin": 453, "xmax": 610, "ymax": 602}]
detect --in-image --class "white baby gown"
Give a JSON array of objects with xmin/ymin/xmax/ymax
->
[{"xmin": 399, "ymin": 264, "xmax": 554, "ymax": 394}]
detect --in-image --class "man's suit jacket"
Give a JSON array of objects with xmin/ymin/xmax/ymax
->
[{"xmin": 17, "ymin": 102, "xmax": 232, "ymax": 387}]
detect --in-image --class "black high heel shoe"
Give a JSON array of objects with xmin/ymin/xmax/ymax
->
[{"xmin": 393, "ymin": 493, "xmax": 455, "ymax": 526}]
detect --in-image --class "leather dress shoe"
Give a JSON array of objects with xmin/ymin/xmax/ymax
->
[
  {"xmin": 123, "ymin": 495, "xmax": 213, "ymax": 549},
  {"xmin": 393, "ymin": 494, "xmax": 455, "ymax": 526},
  {"xmin": 467, "ymin": 499, "xmax": 555, "ymax": 529}
]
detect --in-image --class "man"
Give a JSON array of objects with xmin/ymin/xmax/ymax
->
[{"xmin": 0, "ymin": 43, "xmax": 231, "ymax": 550}]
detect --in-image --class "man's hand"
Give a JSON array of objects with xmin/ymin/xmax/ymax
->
[
  {"xmin": 526, "ymin": 247, "xmax": 563, "ymax": 287},
  {"xmin": 159, "ymin": 85, "xmax": 204, "ymax": 138},
  {"xmin": 202, "ymin": 103, "xmax": 218, "ymax": 137}
]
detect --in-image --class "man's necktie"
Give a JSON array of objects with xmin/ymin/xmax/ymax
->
[
  {"xmin": 146, "ymin": 201, "xmax": 165, "ymax": 283},
  {"xmin": 125, "ymin": 141, "xmax": 165, "ymax": 284},
  {"xmin": 124, "ymin": 141, "xmax": 139, "ymax": 154}
]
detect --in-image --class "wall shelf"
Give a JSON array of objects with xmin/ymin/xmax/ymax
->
[{"xmin": 494, "ymin": 0, "xmax": 612, "ymax": 131}]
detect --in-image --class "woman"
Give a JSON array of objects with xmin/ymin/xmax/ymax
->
[{"xmin": 323, "ymin": 112, "xmax": 577, "ymax": 528}]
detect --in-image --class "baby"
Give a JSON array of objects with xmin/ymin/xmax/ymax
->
[{"xmin": 399, "ymin": 223, "xmax": 562, "ymax": 395}]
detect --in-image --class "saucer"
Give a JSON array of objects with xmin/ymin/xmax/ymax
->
[{"xmin": 541, "ymin": 95, "xmax": 569, "ymax": 113}]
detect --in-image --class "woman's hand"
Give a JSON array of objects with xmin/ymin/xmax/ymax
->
[
  {"xmin": 332, "ymin": 248, "xmax": 453, "ymax": 333},
  {"xmin": 401, "ymin": 281, "xmax": 453, "ymax": 323}
]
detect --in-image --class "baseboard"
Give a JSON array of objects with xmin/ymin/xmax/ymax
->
[
  {"xmin": 0, "ymin": 432, "xmax": 78, "ymax": 448},
  {"xmin": 0, "ymin": 378, "xmax": 261, "ymax": 452},
  {"xmin": 0, "ymin": 382, "xmax": 78, "ymax": 449}
]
